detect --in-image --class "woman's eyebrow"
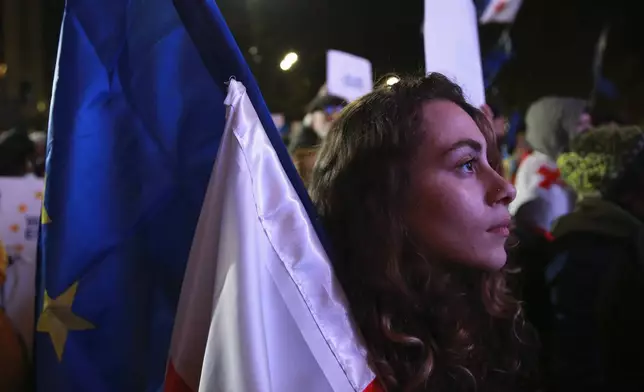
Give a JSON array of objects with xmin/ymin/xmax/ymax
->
[{"xmin": 444, "ymin": 138, "xmax": 482, "ymax": 155}]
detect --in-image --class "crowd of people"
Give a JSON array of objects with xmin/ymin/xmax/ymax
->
[{"xmin": 1, "ymin": 71, "xmax": 643, "ymax": 391}]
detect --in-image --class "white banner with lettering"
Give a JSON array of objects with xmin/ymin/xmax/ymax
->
[
  {"xmin": 326, "ymin": 50, "xmax": 373, "ymax": 102},
  {"xmin": 0, "ymin": 175, "xmax": 44, "ymax": 351}
]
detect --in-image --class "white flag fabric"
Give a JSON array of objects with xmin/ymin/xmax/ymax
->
[
  {"xmin": 165, "ymin": 80, "xmax": 377, "ymax": 392},
  {"xmin": 479, "ymin": 0, "xmax": 523, "ymax": 24}
]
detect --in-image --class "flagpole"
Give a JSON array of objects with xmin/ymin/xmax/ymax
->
[{"xmin": 589, "ymin": 23, "xmax": 611, "ymax": 111}]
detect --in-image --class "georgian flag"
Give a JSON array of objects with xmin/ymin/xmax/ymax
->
[{"xmin": 479, "ymin": 0, "xmax": 523, "ymax": 24}]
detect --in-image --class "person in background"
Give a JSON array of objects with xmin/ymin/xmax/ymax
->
[
  {"xmin": 29, "ymin": 131, "xmax": 46, "ymax": 178},
  {"xmin": 282, "ymin": 120, "xmax": 301, "ymax": 149},
  {"xmin": 0, "ymin": 126, "xmax": 42, "ymax": 368},
  {"xmin": 481, "ymin": 103, "xmax": 512, "ymax": 181},
  {"xmin": 311, "ymin": 74, "xmax": 539, "ymax": 392},
  {"xmin": 289, "ymin": 88, "xmax": 346, "ymax": 188},
  {"xmin": 506, "ymin": 127, "xmax": 532, "ymax": 184},
  {"xmin": 289, "ymin": 123, "xmax": 320, "ymax": 189},
  {"xmin": 481, "ymin": 103, "xmax": 508, "ymax": 143},
  {"xmin": 541, "ymin": 125, "xmax": 644, "ymax": 392},
  {"xmin": 0, "ymin": 129, "xmax": 36, "ymax": 177},
  {"xmin": 490, "ymin": 105, "xmax": 508, "ymax": 141},
  {"xmin": 510, "ymin": 97, "xmax": 590, "ymax": 233},
  {"xmin": 506, "ymin": 97, "xmax": 590, "ymax": 350},
  {"xmin": 306, "ymin": 93, "xmax": 346, "ymax": 141},
  {"xmin": 0, "ymin": 239, "xmax": 28, "ymax": 391}
]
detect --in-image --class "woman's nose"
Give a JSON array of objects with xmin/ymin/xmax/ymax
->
[{"xmin": 489, "ymin": 175, "xmax": 516, "ymax": 206}]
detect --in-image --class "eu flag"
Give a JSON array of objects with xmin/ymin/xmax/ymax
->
[{"xmin": 35, "ymin": 0, "xmax": 298, "ymax": 390}]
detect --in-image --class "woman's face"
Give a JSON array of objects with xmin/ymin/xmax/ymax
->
[{"xmin": 405, "ymin": 100, "xmax": 516, "ymax": 270}]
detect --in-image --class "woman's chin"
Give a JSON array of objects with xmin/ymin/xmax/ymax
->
[
  {"xmin": 479, "ymin": 249, "xmax": 508, "ymax": 271},
  {"xmin": 459, "ymin": 250, "xmax": 507, "ymax": 271}
]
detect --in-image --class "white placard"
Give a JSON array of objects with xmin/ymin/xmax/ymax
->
[
  {"xmin": 0, "ymin": 175, "xmax": 44, "ymax": 351},
  {"xmin": 326, "ymin": 50, "xmax": 373, "ymax": 102},
  {"xmin": 424, "ymin": 0, "xmax": 486, "ymax": 107}
]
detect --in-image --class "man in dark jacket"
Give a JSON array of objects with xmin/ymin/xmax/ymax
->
[
  {"xmin": 544, "ymin": 125, "xmax": 644, "ymax": 392},
  {"xmin": 289, "ymin": 89, "xmax": 346, "ymax": 188}
]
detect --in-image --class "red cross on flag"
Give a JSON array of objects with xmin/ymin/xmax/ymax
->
[
  {"xmin": 537, "ymin": 165, "xmax": 563, "ymax": 190},
  {"xmin": 480, "ymin": 0, "xmax": 523, "ymax": 24}
]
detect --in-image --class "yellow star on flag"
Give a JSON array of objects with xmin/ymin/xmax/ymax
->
[
  {"xmin": 41, "ymin": 176, "xmax": 51, "ymax": 224},
  {"xmin": 37, "ymin": 282, "xmax": 95, "ymax": 361},
  {"xmin": 41, "ymin": 206, "xmax": 51, "ymax": 224}
]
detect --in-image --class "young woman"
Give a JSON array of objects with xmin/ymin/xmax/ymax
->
[{"xmin": 310, "ymin": 74, "xmax": 538, "ymax": 392}]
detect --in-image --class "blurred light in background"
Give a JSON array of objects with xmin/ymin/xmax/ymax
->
[
  {"xmin": 0, "ymin": 63, "xmax": 7, "ymax": 78},
  {"xmin": 279, "ymin": 52, "xmax": 299, "ymax": 71},
  {"xmin": 284, "ymin": 52, "xmax": 298, "ymax": 64},
  {"xmin": 36, "ymin": 101, "xmax": 48, "ymax": 113},
  {"xmin": 386, "ymin": 76, "xmax": 400, "ymax": 86}
]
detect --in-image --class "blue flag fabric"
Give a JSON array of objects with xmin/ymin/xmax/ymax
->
[
  {"xmin": 474, "ymin": 0, "xmax": 493, "ymax": 17},
  {"xmin": 36, "ymin": 0, "xmax": 318, "ymax": 391},
  {"xmin": 482, "ymin": 30, "xmax": 513, "ymax": 89},
  {"xmin": 505, "ymin": 111, "xmax": 522, "ymax": 152},
  {"xmin": 596, "ymin": 76, "xmax": 619, "ymax": 100}
]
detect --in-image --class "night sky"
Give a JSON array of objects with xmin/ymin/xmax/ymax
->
[{"xmin": 43, "ymin": 0, "xmax": 644, "ymax": 122}]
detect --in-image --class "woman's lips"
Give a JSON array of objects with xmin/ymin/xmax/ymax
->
[
  {"xmin": 487, "ymin": 218, "xmax": 511, "ymax": 237},
  {"xmin": 487, "ymin": 225, "xmax": 510, "ymax": 237}
]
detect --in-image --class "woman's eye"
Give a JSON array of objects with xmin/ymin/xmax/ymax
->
[{"xmin": 459, "ymin": 158, "xmax": 476, "ymax": 173}]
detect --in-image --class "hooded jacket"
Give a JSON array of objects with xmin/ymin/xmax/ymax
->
[
  {"xmin": 525, "ymin": 97, "xmax": 588, "ymax": 160},
  {"xmin": 545, "ymin": 197, "xmax": 644, "ymax": 392},
  {"xmin": 510, "ymin": 97, "xmax": 587, "ymax": 231}
]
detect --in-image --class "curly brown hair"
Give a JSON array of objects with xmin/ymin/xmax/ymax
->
[{"xmin": 310, "ymin": 74, "xmax": 539, "ymax": 392}]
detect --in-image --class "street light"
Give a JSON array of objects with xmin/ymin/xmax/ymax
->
[
  {"xmin": 279, "ymin": 51, "xmax": 298, "ymax": 71},
  {"xmin": 386, "ymin": 76, "xmax": 400, "ymax": 86},
  {"xmin": 279, "ymin": 60, "xmax": 292, "ymax": 71},
  {"xmin": 284, "ymin": 52, "xmax": 298, "ymax": 64}
]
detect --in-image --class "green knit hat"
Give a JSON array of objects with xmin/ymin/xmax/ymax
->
[{"xmin": 557, "ymin": 125, "xmax": 644, "ymax": 197}]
